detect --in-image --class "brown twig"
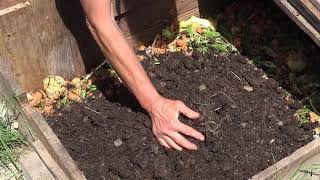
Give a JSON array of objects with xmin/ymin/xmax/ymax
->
[
  {"xmin": 228, "ymin": 71, "xmax": 243, "ymax": 83},
  {"xmin": 151, "ymin": 34, "xmax": 160, "ymax": 56},
  {"xmin": 83, "ymin": 106, "xmax": 101, "ymax": 114}
]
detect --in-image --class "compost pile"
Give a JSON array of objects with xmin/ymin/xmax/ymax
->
[{"xmin": 47, "ymin": 49, "xmax": 313, "ymax": 180}]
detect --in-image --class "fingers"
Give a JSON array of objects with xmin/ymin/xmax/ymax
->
[
  {"xmin": 158, "ymin": 138, "xmax": 171, "ymax": 149},
  {"xmin": 163, "ymin": 136, "xmax": 183, "ymax": 151},
  {"xmin": 177, "ymin": 122, "xmax": 205, "ymax": 141},
  {"xmin": 170, "ymin": 132, "xmax": 197, "ymax": 150},
  {"xmin": 176, "ymin": 101, "xmax": 200, "ymax": 119}
]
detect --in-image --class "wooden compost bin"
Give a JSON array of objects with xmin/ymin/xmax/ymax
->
[{"xmin": 0, "ymin": 0, "xmax": 320, "ymax": 179}]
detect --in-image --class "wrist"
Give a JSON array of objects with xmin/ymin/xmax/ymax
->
[{"xmin": 139, "ymin": 89, "xmax": 161, "ymax": 113}]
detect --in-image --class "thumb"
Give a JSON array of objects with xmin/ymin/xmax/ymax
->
[{"xmin": 176, "ymin": 101, "xmax": 200, "ymax": 119}]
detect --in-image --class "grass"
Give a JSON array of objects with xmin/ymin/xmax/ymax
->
[{"xmin": 0, "ymin": 97, "xmax": 26, "ymax": 179}]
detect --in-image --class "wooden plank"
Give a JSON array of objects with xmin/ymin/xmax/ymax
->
[
  {"xmin": 252, "ymin": 139, "xmax": 320, "ymax": 180},
  {"xmin": 0, "ymin": 0, "xmax": 26, "ymax": 10},
  {"xmin": 22, "ymin": 103, "xmax": 86, "ymax": 180},
  {"xmin": 310, "ymin": 0, "xmax": 320, "ymax": 10},
  {"xmin": 300, "ymin": 0, "xmax": 320, "ymax": 23},
  {"xmin": 0, "ymin": 5, "xmax": 48, "ymax": 91},
  {"xmin": 0, "ymin": 0, "xmax": 30, "ymax": 16},
  {"xmin": 32, "ymin": 140, "xmax": 69, "ymax": 180},
  {"xmin": 288, "ymin": 0, "xmax": 320, "ymax": 32},
  {"xmin": 175, "ymin": 0, "xmax": 199, "ymax": 16},
  {"xmin": 273, "ymin": 0, "xmax": 320, "ymax": 47},
  {"xmin": 30, "ymin": 0, "xmax": 85, "ymax": 82},
  {"xmin": 0, "ymin": 73, "xmax": 69, "ymax": 179},
  {"xmin": 0, "ymin": 73, "xmax": 35, "ymax": 143},
  {"xmin": 0, "ymin": 0, "xmax": 86, "ymax": 92},
  {"xmin": 177, "ymin": 7, "xmax": 200, "ymax": 21}
]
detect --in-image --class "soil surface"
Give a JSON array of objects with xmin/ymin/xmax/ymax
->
[{"xmin": 47, "ymin": 50, "xmax": 313, "ymax": 180}]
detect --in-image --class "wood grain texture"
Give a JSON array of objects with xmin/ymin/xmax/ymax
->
[
  {"xmin": 300, "ymin": 0, "xmax": 320, "ymax": 24},
  {"xmin": 0, "ymin": 0, "xmax": 30, "ymax": 16},
  {"xmin": 310, "ymin": 0, "xmax": 320, "ymax": 10},
  {"xmin": 0, "ymin": 0, "xmax": 85, "ymax": 92},
  {"xmin": 175, "ymin": 0, "xmax": 199, "ymax": 16},
  {"xmin": 274, "ymin": 0, "xmax": 320, "ymax": 47},
  {"xmin": 0, "ymin": 0, "xmax": 26, "ymax": 10},
  {"xmin": 22, "ymin": 103, "xmax": 86, "ymax": 180},
  {"xmin": 288, "ymin": 0, "xmax": 320, "ymax": 32}
]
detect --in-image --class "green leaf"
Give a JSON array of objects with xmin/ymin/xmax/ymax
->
[
  {"xmin": 162, "ymin": 29, "xmax": 175, "ymax": 40},
  {"xmin": 80, "ymin": 90, "xmax": 88, "ymax": 99},
  {"xmin": 153, "ymin": 57, "xmax": 161, "ymax": 65},
  {"xmin": 295, "ymin": 106, "xmax": 310, "ymax": 125},
  {"xmin": 211, "ymin": 43, "xmax": 229, "ymax": 52},
  {"xmin": 88, "ymin": 84, "xmax": 98, "ymax": 92},
  {"xmin": 57, "ymin": 96, "xmax": 68, "ymax": 109},
  {"xmin": 185, "ymin": 25, "xmax": 196, "ymax": 37},
  {"xmin": 197, "ymin": 46, "xmax": 209, "ymax": 54},
  {"xmin": 205, "ymin": 30, "xmax": 221, "ymax": 39}
]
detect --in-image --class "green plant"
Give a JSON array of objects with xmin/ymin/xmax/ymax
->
[
  {"xmin": 295, "ymin": 106, "xmax": 310, "ymax": 126},
  {"xmin": 88, "ymin": 84, "xmax": 98, "ymax": 93},
  {"xmin": 182, "ymin": 26, "xmax": 238, "ymax": 54},
  {"xmin": 80, "ymin": 84, "xmax": 98, "ymax": 100},
  {"xmin": 35, "ymin": 99, "xmax": 45, "ymax": 110},
  {"xmin": 57, "ymin": 96, "xmax": 68, "ymax": 109},
  {"xmin": 0, "ymin": 101, "xmax": 25, "ymax": 180},
  {"xmin": 162, "ymin": 28, "xmax": 176, "ymax": 40},
  {"xmin": 153, "ymin": 57, "xmax": 161, "ymax": 65}
]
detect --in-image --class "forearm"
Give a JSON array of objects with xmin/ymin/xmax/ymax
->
[
  {"xmin": 81, "ymin": 0, "xmax": 160, "ymax": 111},
  {"xmin": 95, "ymin": 22, "xmax": 160, "ymax": 110}
]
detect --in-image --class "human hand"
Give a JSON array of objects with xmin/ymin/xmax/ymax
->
[{"xmin": 148, "ymin": 96, "xmax": 205, "ymax": 151}]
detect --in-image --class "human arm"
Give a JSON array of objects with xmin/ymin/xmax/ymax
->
[{"xmin": 80, "ymin": 0, "xmax": 204, "ymax": 150}]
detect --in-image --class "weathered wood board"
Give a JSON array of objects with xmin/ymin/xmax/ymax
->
[
  {"xmin": 0, "ymin": 0, "xmax": 26, "ymax": 10},
  {"xmin": 0, "ymin": 0, "xmax": 86, "ymax": 92},
  {"xmin": 310, "ymin": 0, "xmax": 320, "ymax": 10},
  {"xmin": 288, "ymin": 0, "xmax": 320, "ymax": 32},
  {"xmin": 0, "ymin": 72, "xmax": 82, "ymax": 179},
  {"xmin": 0, "ymin": 0, "xmax": 30, "ymax": 16},
  {"xmin": 274, "ymin": 0, "xmax": 320, "ymax": 47}
]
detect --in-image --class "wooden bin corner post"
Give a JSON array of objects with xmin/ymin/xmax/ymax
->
[{"xmin": 0, "ymin": 0, "xmax": 86, "ymax": 92}]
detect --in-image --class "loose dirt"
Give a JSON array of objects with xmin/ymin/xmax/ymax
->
[{"xmin": 47, "ymin": 49, "xmax": 313, "ymax": 180}]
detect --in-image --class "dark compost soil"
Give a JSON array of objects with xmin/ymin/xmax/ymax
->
[{"xmin": 47, "ymin": 50, "xmax": 313, "ymax": 180}]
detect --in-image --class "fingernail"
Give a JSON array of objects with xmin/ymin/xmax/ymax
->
[{"xmin": 200, "ymin": 136, "xmax": 205, "ymax": 141}]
